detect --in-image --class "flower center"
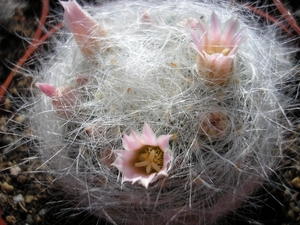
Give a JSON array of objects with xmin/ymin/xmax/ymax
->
[
  {"xmin": 206, "ymin": 46, "xmax": 231, "ymax": 56},
  {"xmin": 134, "ymin": 146, "xmax": 164, "ymax": 174}
]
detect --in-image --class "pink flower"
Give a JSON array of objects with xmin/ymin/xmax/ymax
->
[
  {"xmin": 36, "ymin": 83, "xmax": 79, "ymax": 118},
  {"xmin": 112, "ymin": 123, "xmax": 173, "ymax": 189},
  {"xmin": 191, "ymin": 12, "xmax": 244, "ymax": 85},
  {"xmin": 60, "ymin": 0, "xmax": 106, "ymax": 57}
]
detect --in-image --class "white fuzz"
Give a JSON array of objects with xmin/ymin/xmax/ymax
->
[{"xmin": 31, "ymin": 0, "xmax": 298, "ymax": 224}]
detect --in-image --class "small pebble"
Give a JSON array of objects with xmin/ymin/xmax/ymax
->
[
  {"xmin": 25, "ymin": 195, "xmax": 34, "ymax": 204},
  {"xmin": 35, "ymin": 215, "xmax": 41, "ymax": 223},
  {"xmin": 290, "ymin": 202, "xmax": 295, "ymax": 208},
  {"xmin": 291, "ymin": 177, "xmax": 300, "ymax": 189},
  {"xmin": 38, "ymin": 208, "xmax": 47, "ymax": 216},
  {"xmin": 0, "ymin": 125, "xmax": 7, "ymax": 132},
  {"xmin": 10, "ymin": 166, "xmax": 21, "ymax": 176},
  {"xmin": 9, "ymin": 87, "xmax": 18, "ymax": 95},
  {"xmin": 13, "ymin": 115, "xmax": 25, "ymax": 123},
  {"xmin": 284, "ymin": 188, "xmax": 291, "ymax": 197},
  {"xmin": 17, "ymin": 174, "xmax": 28, "ymax": 183},
  {"xmin": 5, "ymin": 215, "xmax": 17, "ymax": 225},
  {"xmin": 291, "ymin": 192, "xmax": 299, "ymax": 201},
  {"xmin": 0, "ymin": 193, "xmax": 7, "ymax": 203},
  {"xmin": 288, "ymin": 209, "xmax": 295, "ymax": 219},
  {"xmin": 1, "ymin": 182, "xmax": 14, "ymax": 192},
  {"xmin": 0, "ymin": 117, "xmax": 6, "ymax": 126},
  {"xmin": 2, "ymin": 136, "xmax": 14, "ymax": 145},
  {"xmin": 26, "ymin": 214, "xmax": 33, "ymax": 224},
  {"xmin": 3, "ymin": 97, "xmax": 11, "ymax": 110},
  {"xmin": 13, "ymin": 194, "xmax": 24, "ymax": 203}
]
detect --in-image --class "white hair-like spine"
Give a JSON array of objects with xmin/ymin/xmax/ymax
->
[{"xmin": 30, "ymin": 0, "xmax": 299, "ymax": 224}]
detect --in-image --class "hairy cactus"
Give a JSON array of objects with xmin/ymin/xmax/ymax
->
[{"xmin": 31, "ymin": 0, "xmax": 299, "ymax": 224}]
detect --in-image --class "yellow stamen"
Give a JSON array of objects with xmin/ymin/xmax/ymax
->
[
  {"xmin": 221, "ymin": 48, "xmax": 230, "ymax": 56},
  {"xmin": 205, "ymin": 46, "xmax": 231, "ymax": 56},
  {"xmin": 134, "ymin": 146, "xmax": 164, "ymax": 174}
]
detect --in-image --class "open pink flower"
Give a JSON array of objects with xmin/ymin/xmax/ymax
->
[
  {"xmin": 60, "ymin": 0, "xmax": 106, "ymax": 57},
  {"xmin": 191, "ymin": 12, "xmax": 244, "ymax": 85},
  {"xmin": 112, "ymin": 123, "xmax": 172, "ymax": 189},
  {"xmin": 36, "ymin": 83, "xmax": 79, "ymax": 118}
]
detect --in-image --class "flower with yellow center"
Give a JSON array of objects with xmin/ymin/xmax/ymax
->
[
  {"xmin": 191, "ymin": 12, "xmax": 244, "ymax": 85},
  {"xmin": 112, "ymin": 123, "xmax": 172, "ymax": 189}
]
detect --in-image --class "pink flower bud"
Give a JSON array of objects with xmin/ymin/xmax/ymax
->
[
  {"xmin": 36, "ymin": 83, "xmax": 79, "ymax": 119},
  {"xmin": 60, "ymin": 0, "xmax": 106, "ymax": 57},
  {"xmin": 200, "ymin": 112, "xmax": 230, "ymax": 140},
  {"xmin": 35, "ymin": 83, "xmax": 56, "ymax": 97}
]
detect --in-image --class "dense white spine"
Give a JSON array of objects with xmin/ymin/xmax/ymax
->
[{"xmin": 31, "ymin": 1, "xmax": 299, "ymax": 224}]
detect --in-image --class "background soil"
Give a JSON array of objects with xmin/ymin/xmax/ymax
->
[{"xmin": 0, "ymin": 0, "xmax": 299, "ymax": 224}]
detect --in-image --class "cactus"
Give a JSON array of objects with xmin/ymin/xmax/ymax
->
[{"xmin": 32, "ymin": 0, "xmax": 299, "ymax": 224}]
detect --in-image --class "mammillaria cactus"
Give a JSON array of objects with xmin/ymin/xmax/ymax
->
[{"xmin": 31, "ymin": 0, "xmax": 298, "ymax": 224}]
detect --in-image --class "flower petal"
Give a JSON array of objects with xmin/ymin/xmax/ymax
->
[
  {"xmin": 209, "ymin": 12, "xmax": 222, "ymax": 43},
  {"xmin": 190, "ymin": 29, "xmax": 201, "ymax": 50},
  {"xmin": 142, "ymin": 123, "xmax": 157, "ymax": 146},
  {"xmin": 157, "ymin": 152, "xmax": 172, "ymax": 177},
  {"xmin": 112, "ymin": 150, "xmax": 140, "ymax": 180},
  {"xmin": 60, "ymin": 0, "xmax": 106, "ymax": 57},
  {"xmin": 36, "ymin": 83, "xmax": 56, "ymax": 97},
  {"xmin": 222, "ymin": 17, "xmax": 239, "ymax": 43},
  {"xmin": 123, "ymin": 133, "xmax": 143, "ymax": 151},
  {"xmin": 52, "ymin": 86, "xmax": 79, "ymax": 118},
  {"xmin": 135, "ymin": 173, "xmax": 157, "ymax": 189},
  {"xmin": 157, "ymin": 135, "xmax": 172, "ymax": 151}
]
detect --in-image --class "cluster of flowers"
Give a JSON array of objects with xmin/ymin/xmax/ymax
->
[{"xmin": 36, "ymin": 0, "xmax": 244, "ymax": 189}]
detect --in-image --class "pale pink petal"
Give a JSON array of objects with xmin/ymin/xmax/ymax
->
[
  {"xmin": 197, "ymin": 21, "xmax": 207, "ymax": 36},
  {"xmin": 163, "ymin": 152, "xmax": 172, "ymax": 165},
  {"xmin": 228, "ymin": 30, "xmax": 244, "ymax": 47},
  {"xmin": 191, "ymin": 43, "xmax": 202, "ymax": 56},
  {"xmin": 207, "ymin": 53, "xmax": 233, "ymax": 73},
  {"xmin": 61, "ymin": 0, "xmax": 100, "ymax": 36},
  {"xmin": 197, "ymin": 22, "xmax": 208, "ymax": 47},
  {"xmin": 123, "ymin": 133, "xmax": 143, "ymax": 151},
  {"xmin": 52, "ymin": 86, "xmax": 79, "ymax": 118},
  {"xmin": 157, "ymin": 152, "xmax": 172, "ymax": 177},
  {"xmin": 60, "ymin": 0, "xmax": 106, "ymax": 57},
  {"xmin": 36, "ymin": 83, "xmax": 79, "ymax": 118},
  {"xmin": 157, "ymin": 135, "xmax": 172, "ymax": 151},
  {"xmin": 228, "ymin": 44, "xmax": 239, "ymax": 56},
  {"xmin": 142, "ymin": 123, "xmax": 157, "ymax": 146},
  {"xmin": 222, "ymin": 17, "xmax": 240, "ymax": 42},
  {"xmin": 136, "ymin": 173, "xmax": 157, "ymax": 188},
  {"xmin": 186, "ymin": 18, "xmax": 198, "ymax": 29},
  {"xmin": 36, "ymin": 83, "xmax": 56, "ymax": 97},
  {"xmin": 209, "ymin": 12, "xmax": 222, "ymax": 42},
  {"xmin": 191, "ymin": 30, "xmax": 201, "ymax": 49},
  {"xmin": 112, "ymin": 151, "xmax": 138, "ymax": 177},
  {"xmin": 113, "ymin": 149, "xmax": 135, "ymax": 160}
]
